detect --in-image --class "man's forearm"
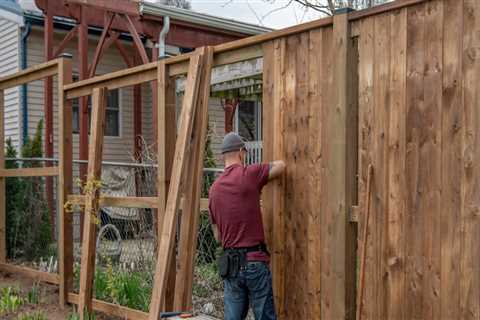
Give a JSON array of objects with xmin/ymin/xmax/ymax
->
[{"xmin": 268, "ymin": 160, "xmax": 286, "ymax": 180}]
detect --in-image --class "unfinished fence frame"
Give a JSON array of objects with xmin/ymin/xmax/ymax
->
[
  {"xmin": 2, "ymin": 0, "xmax": 476, "ymax": 319},
  {"xmin": 0, "ymin": 57, "xmax": 72, "ymax": 304}
]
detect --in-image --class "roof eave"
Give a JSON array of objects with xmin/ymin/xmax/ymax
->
[{"xmin": 139, "ymin": 2, "xmax": 273, "ymax": 36}]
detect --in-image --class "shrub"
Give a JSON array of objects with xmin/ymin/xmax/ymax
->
[{"xmin": 5, "ymin": 120, "xmax": 52, "ymax": 261}]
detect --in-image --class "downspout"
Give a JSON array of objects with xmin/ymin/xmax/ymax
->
[
  {"xmin": 158, "ymin": 15, "xmax": 170, "ymax": 59},
  {"xmin": 20, "ymin": 21, "xmax": 31, "ymax": 145}
]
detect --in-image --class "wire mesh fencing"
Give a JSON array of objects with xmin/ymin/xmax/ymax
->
[{"xmin": 4, "ymin": 161, "xmax": 59, "ymax": 274}]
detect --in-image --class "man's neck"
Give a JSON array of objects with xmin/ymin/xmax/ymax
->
[{"xmin": 225, "ymin": 159, "xmax": 242, "ymax": 168}]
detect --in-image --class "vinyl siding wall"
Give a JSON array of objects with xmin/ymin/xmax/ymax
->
[{"xmin": 0, "ymin": 18, "xmax": 20, "ymax": 149}]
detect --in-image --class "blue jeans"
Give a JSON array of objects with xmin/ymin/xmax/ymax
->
[{"xmin": 224, "ymin": 261, "xmax": 277, "ymax": 320}]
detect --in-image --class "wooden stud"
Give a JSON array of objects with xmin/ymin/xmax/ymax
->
[
  {"xmin": 68, "ymin": 195, "xmax": 161, "ymax": 209},
  {"xmin": 78, "ymin": 87, "xmax": 108, "ymax": 319},
  {"xmin": 174, "ymin": 46, "xmax": 214, "ymax": 310},
  {"xmin": 88, "ymin": 13, "xmax": 115, "ymax": 78},
  {"xmin": 58, "ymin": 57, "xmax": 73, "ymax": 306},
  {"xmin": 149, "ymin": 51, "xmax": 204, "ymax": 320}
]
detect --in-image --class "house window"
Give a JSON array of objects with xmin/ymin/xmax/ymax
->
[
  {"xmin": 72, "ymin": 76, "xmax": 120, "ymax": 137},
  {"xmin": 234, "ymin": 100, "xmax": 261, "ymax": 141}
]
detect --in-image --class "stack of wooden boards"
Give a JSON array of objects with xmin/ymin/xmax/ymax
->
[{"xmin": 76, "ymin": 47, "xmax": 214, "ymax": 320}]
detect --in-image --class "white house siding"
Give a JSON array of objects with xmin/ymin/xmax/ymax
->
[
  {"xmin": 0, "ymin": 18, "xmax": 20, "ymax": 149},
  {"xmin": 208, "ymin": 98, "xmax": 225, "ymax": 166},
  {"xmin": 26, "ymin": 28, "xmax": 154, "ymax": 165}
]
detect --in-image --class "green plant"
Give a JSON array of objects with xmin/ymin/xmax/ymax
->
[
  {"xmin": 26, "ymin": 282, "xmax": 40, "ymax": 305},
  {"xmin": 5, "ymin": 120, "xmax": 52, "ymax": 261},
  {"xmin": 17, "ymin": 312, "xmax": 48, "ymax": 320},
  {"xmin": 0, "ymin": 286, "xmax": 24, "ymax": 314}
]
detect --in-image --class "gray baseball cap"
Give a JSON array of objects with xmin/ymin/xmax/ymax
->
[{"xmin": 221, "ymin": 132, "xmax": 246, "ymax": 154}]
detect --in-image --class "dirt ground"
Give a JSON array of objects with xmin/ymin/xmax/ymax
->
[{"xmin": 0, "ymin": 271, "xmax": 114, "ymax": 320}]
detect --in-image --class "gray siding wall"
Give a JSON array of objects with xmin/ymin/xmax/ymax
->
[
  {"xmin": 0, "ymin": 18, "xmax": 20, "ymax": 149},
  {"xmin": 26, "ymin": 28, "xmax": 154, "ymax": 163}
]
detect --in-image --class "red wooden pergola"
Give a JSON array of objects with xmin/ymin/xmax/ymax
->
[{"xmin": 34, "ymin": 0, "xmax": 254, "ymax": 235}]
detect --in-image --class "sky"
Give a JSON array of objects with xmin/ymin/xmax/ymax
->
[{"xmin": 158, "ymin": 0, "xmax": 327, "ymax": 29}]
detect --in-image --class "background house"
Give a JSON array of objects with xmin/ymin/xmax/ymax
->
[{"xmin": 0, "ymin": 0, "xmax": 268, "ymax": 168}]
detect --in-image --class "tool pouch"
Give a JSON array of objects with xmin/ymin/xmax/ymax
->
[{"xmin": 218, "ymin": 250, "xmax": 245, "ymax": 279}]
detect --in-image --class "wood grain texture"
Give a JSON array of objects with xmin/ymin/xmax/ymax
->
[
  {"xmin": 271, "ymin": 37, "xmax": 286, "ymax": 319},
  {"xmin": 422, "ymin": 2, "xmax": 443, "ymax": 318},
  {"xmin": 461, "ymin": 0, "xmax": 480, "ymax": 318},
  {"xmin": 405, "ymin": 3, "xmax": 426, "ymax": 318},
  {"xmin": 357, "ymin": 16, "xmax": 375, "ymax": 320},
  {"xmin": 149, "ymin": 52, "xmax": 203, "ymax": 320},
  {"xmin": 441, "ymin": 1, "xmax": 463, "ymax": 318},
  {"xmin": 58, "ymin": 57, "xmax": 73, "ymax": 306},
  {"xmin": 386, "ymin": 8, "xmax": 407, "ymax": 320},
  {"xmin": 307, "ymin": 28, "xmax": 323, "ymax": 320},
  {"xmin": 174, "ymin": 46, "xmax": 214, "ymax": 310},
  {"xmin": 78, "ymin": 87, "xmax": 108, "ymax": 318}
]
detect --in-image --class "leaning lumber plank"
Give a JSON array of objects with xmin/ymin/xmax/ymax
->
[
  {"xmin": 78, "ymin": 87, "xmax": 108, "ymax": 319},
  {"xmin": 58, "ymin": 56, "xmax": 73, "ymax": 306},
  {"xmin": 174, "ymin": 46, "xmax": 214, "ymax": 310},
  {"xmin": 0, "ymin": 263, "xmax": 59, "ymax": 284},
  {"xmin": 149, "ymin": 50, "xmax": 204, "ymax": 320}
]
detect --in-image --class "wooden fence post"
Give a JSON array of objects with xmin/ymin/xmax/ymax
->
[
  {"xmin": 78, "ymin": 87, "xmax": 108, "ymax": 318},
  {"xmin": 330, "ymin": 7, "xmax": 357, "ymax": 320},
  {"xmin": 58, "ymin": 55, "xmax": 73, "ymax": 306}
]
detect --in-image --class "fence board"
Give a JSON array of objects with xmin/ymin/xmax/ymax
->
[
  {"xmin": 405, "ymin": 3, "xmax": 426, "ymax": 318},
  {"xmin": 461, "ymin": 0, "xmax": 480, "ymax": 318},
  {"xmin": 441, "ymin": 1, "xmax": 463, "ymax": 319},
  {"xmin": 422, "ymin": 2, "xmax": 443, "ymax": 318}
]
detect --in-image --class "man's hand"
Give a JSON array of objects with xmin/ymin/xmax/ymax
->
[{"xmin": 268, "ymin": 160, "xmax": 286, "ymax": 180}]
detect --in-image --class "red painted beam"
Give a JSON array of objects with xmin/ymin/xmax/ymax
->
[
  {"xmin": 53, "ymin": 25, "xmax": 78, "ymax": 58},
  {"xmin": 66, "ymin": 0, "xmax": 139, "ymax": 17},
  {"xmin": 78, "ymin": 6, "xmax": 89, "ymax": 240},
  {"xmin": 113, "ymin": 36, "xmax": 134, "ymax": 68},
  {"xmin": 44, "ymin": 6, "xmax": 55, "ymax": 236},
  {"xmin": 35, "ymin": 0, "xmax": 248, "ymax": 48},
  {"xmin": 123, "ymin": 14, "xmax": 149, "ymax": 64},
  {"xmin": 88, "ymin": 13, "xmax": 115, "ymax": 77}
]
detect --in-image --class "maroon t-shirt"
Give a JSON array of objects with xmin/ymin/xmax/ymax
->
[{"xmin": 208, "ymin": 163, "xmax": 270, "ymax": 262}]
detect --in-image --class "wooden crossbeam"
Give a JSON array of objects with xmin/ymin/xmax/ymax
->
[
  {"xmin": 78, "ymin": 87, "xmax": 108, "ymax": 318},
  {"xmin": 68, "ymin": 293, "xmax": 148, "ymax": 320},
  {"xmin": 0, "ymin": 59, "xmax": 59, "ymax": 89},
  {"xmin": 148, "ymin": 49, "xmax": 204, "ymax": 320},
  {"xmin": 68, "ymin": 195, "xmax": 160, "ymax": 209},
  {"xmin": 0, "ymin": 167, "xmax": 59, "ymax": 177},
  {"xmin": 0, "ymin": 263, "xmax": 59, "ymax": 285},
  {"xmin": 174, "ymin": 46, "xmax": 214, "ymax": 310}
]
